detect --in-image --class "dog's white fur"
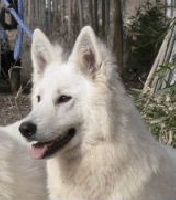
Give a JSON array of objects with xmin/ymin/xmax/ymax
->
[
  {"xmin": 0, "ymin": 122, "xmax": 47, "ymax": 199},
  {"xmin": 23, "ymin": 26, "xmax": 176, "ymax": 200}
]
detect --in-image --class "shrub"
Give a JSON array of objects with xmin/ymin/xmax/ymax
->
[
  {"xmin": 124, "ymin": 2, "xmax": 170, "ymax": 88},
  {"xmin": 135, "ymin": 64, "xmax": 176, "ymax": 145}
]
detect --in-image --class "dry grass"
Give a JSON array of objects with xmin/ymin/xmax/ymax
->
[{"xmin": 0, "ymin": 94, "xmax": 30, "ymax": 125}]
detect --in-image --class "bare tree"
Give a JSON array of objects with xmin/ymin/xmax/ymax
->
[
  {"xmin": 68, "ymin": 0, "xmax": 73, "ymax": 39},
  {"xmin": 78, "ymin": 0, "xmax": 84, "ymax": 28},
  {"xmin": 101, "ymin": 0, "xmax": 105, "ymax": 38},
  {"xmin": 60, "ymin": 0, "xmax": 66, "ymax": 28},
  {"xmin": 113, "ymin": 0, "xmax": 123, "ymax": 72},
  {"xmin": 68, "ymin": 0, "xmax": 80, "ymax": 44},
  {"xmin": 89, "ymin": 0, "xmax": 94, "ymax": 28},
  {"xmin": 45, "ymin": 0, "xmax": 51, "ymax": 30},
  {"xmin": 40, "ymin": 0, "xmax": 46, "ymax": 30},
  {"xmin": 105, "ymin": 0, "xmax": 110, "ymax": 42},
  {"xmin": 93, "ymin": 0, "xmax": 99, "ymax": 34},
  {"xmin": 52, "ymin": 0, "xmax": 59, "ymax": 26}
]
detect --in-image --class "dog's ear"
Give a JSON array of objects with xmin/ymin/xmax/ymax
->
[
  {"xmin": 31, "ymin": 29, "xmax": 52, "ymax": 82},
  {"xmin": 69, "ymin": 26, "xmax": 101, "ymax": 77}
]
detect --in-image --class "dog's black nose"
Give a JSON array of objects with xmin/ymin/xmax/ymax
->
[{"xmin": 19, "ymin": 121, "xmax": 37, "ymax": 139}]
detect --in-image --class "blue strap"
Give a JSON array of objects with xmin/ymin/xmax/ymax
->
[
  {"xmin": 2, "ymin": 0, "xmax": 33, "ymax": 39},
  {"xmin": 14, "ymin": 0, "xmax": 24, "ymax": 60}
]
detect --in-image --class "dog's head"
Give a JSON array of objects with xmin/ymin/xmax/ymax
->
[{"xmin": 19, "ymin": 26, "xmax": 115, "ymax": 159}]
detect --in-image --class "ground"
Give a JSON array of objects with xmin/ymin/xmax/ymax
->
[{"xmin": 0, "ymin": 94, "xmax": 30, "ymax": 125}]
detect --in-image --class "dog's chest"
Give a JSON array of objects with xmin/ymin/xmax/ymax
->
[{"xmin": 47, "ymin": 156, "xmax": 120, "ymax": 200}]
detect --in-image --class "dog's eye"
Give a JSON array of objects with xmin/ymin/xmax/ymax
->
[
  {"xmin": 56, "ymin": 96, "xmax": 72, "ymax": 104},
  {"xmin": 37, "ymin": 95, "xmax": 41, "ymax": 102}
]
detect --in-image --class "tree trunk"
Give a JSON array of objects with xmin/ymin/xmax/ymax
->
[
  {"xmin": 52, "ymin": 0, "xmax": 58, "ymax": 26},
  {"xmin": 0, "ymin": 40, "xmax": 1, "ymax": 77},
  {"xmin": 113, "ymin": 0, "xmax": 123, "ymax": 72},
  {"xmin": 72, "ymin": 1, "xmax": 79, "ymax": 41},
  {"xmin": 68, "ymin": 0, "xmax": 73, "ymax": 39},
  {"xmin": 93, "ymin": 0, "xmax": 99, "ymax": 34},
  {"xmin": 60, "ymin": 0, "xmax": 64, "ymax": 26},
  {"xmin": 40, "ymin": 0, "xmax": 46, "ymax": 30},
  {"xmin": 101, "ymin": 0, "xmax": 106, "ymax": 39},
  {"xmin": 0, "ymin": 0, "xmax": 2, "ymax": 76},
  {"xmin": 46, "ymin": 0, "xmax": 52, "ymax": 31},
  {"xmin": 105, "ymin": 0, "xmax": 110, "ymax": 42},
  {"xmin": 89, "ymin": 0, "xmax": 94, "ymax": 28},
  {"xmin": 78, "ymin": 0, "xmax": 84, "ymax": 28}
]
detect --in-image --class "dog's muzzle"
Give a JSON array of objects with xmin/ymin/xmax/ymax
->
[{"xmin": 19, "ymin": 121, "xmax": 76, "ymax": 159}]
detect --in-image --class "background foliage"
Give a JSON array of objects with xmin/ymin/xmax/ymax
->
[
  {"xmin": 135, "ymin": 65, "xmax": 176, "ymax": 145},
  {"xmin": 124, "ymin": 2, "xmax": 170, "ymax": 88}
]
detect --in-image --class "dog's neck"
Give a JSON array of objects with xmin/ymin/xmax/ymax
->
[
  {"xmin": 47, "ymin": 142, "xmax": 119, "ymax": 199},
  {"xmin": 47, "ymin": 135, "xmax": 160, "ymax": 199}
]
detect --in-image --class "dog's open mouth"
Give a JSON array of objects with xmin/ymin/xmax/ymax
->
[{"xmin": 31, "ymin": 128, "xmax": 76, "ymax": 159}]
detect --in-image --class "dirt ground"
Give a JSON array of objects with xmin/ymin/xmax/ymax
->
[{"xmin": 0, "ymin": 94, "xmax": 30, "ymax": 125}]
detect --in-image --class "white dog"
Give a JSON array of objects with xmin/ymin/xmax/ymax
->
[
  {"xmin": 0, "ymin": 121, "xmax": 47, "ymax": 199},
  {"xmin": 19, "ymin": 26, "xmax": 176, "ymax": 200}
]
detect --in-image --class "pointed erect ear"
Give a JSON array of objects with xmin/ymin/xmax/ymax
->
[
  {"xmin": 31, "ymin": 29, "xmax": 52, "ymax": 81},
  {"xmin": 69, "ymin": 26, "xmax": 102, "ymax": 76}
]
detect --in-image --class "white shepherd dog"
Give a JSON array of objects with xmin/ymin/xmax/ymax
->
[
  {"xmin": 0, "ymin": 121, "xmax": 47, "ymax": 199},
  {"xmin": 19, "ymin": 26, "xmax": 176, "ymax": 200}
]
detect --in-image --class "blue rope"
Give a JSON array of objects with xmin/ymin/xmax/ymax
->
[
  {"xmin": 2, "ymin": 0, "xmax": 33, "ymax": 60},
  {"xmin": 14, "ymin": 0, "xmax": 24, "ymax": 60},
  {"xmin": 2, "ymin": 0, "xmax": 33, "ymax": 39}
]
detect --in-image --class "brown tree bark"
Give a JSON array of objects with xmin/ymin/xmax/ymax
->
[
  {"xmin": 78, "ymin": 0, "xmax": 84, "ymax": 28},
  {"xmin": 68, "ymin": 0, "xmax": 73, "ymax": 39},
  {"xmin": 40, "ymin": 0, "xmax": 46, "ymax": 30},
  {"xmin": 89, "ymin": 0, "xmax": 94, "ymax": 28},
  {"xmin": 93, "ymin": 0, "xmax": 99, "ymax": 34},
  {"xmin": 101, "ymin": 0, "xmax": 106, "ymax": 38},
  {"xmin": 113, "ymin": 0, "xmax": 123, "ymax": 72},
  {"xmin": 60, "ymin": 0, "xmax": 65, "ymax": 27},
  {"xmin": 105, "ymin": 0, "xmax": 110, "ymax": 41}
]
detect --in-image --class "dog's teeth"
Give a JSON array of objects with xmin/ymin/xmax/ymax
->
[{"xmin": 30, "ymin": 141, "xmax": 38, "ymax": 145}]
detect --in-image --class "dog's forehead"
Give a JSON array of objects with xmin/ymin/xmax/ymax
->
[{"xmin": 41, "ymin": 63, "xmax": 87, "ymax": 92}]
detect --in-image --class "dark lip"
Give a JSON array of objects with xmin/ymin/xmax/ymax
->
[{"xmin": 32, "ymin": 128, "xmax": 76, "ymax": 159}]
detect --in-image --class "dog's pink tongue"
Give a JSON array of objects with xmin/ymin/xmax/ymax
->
[{"xmin": 31, "ymin": 144, "xmax": 48, "ymax": 159}]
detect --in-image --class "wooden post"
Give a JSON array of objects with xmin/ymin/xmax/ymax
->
[{"xmin": 10, "ymin": 66, "xmax": 21, "ymax": 94}]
